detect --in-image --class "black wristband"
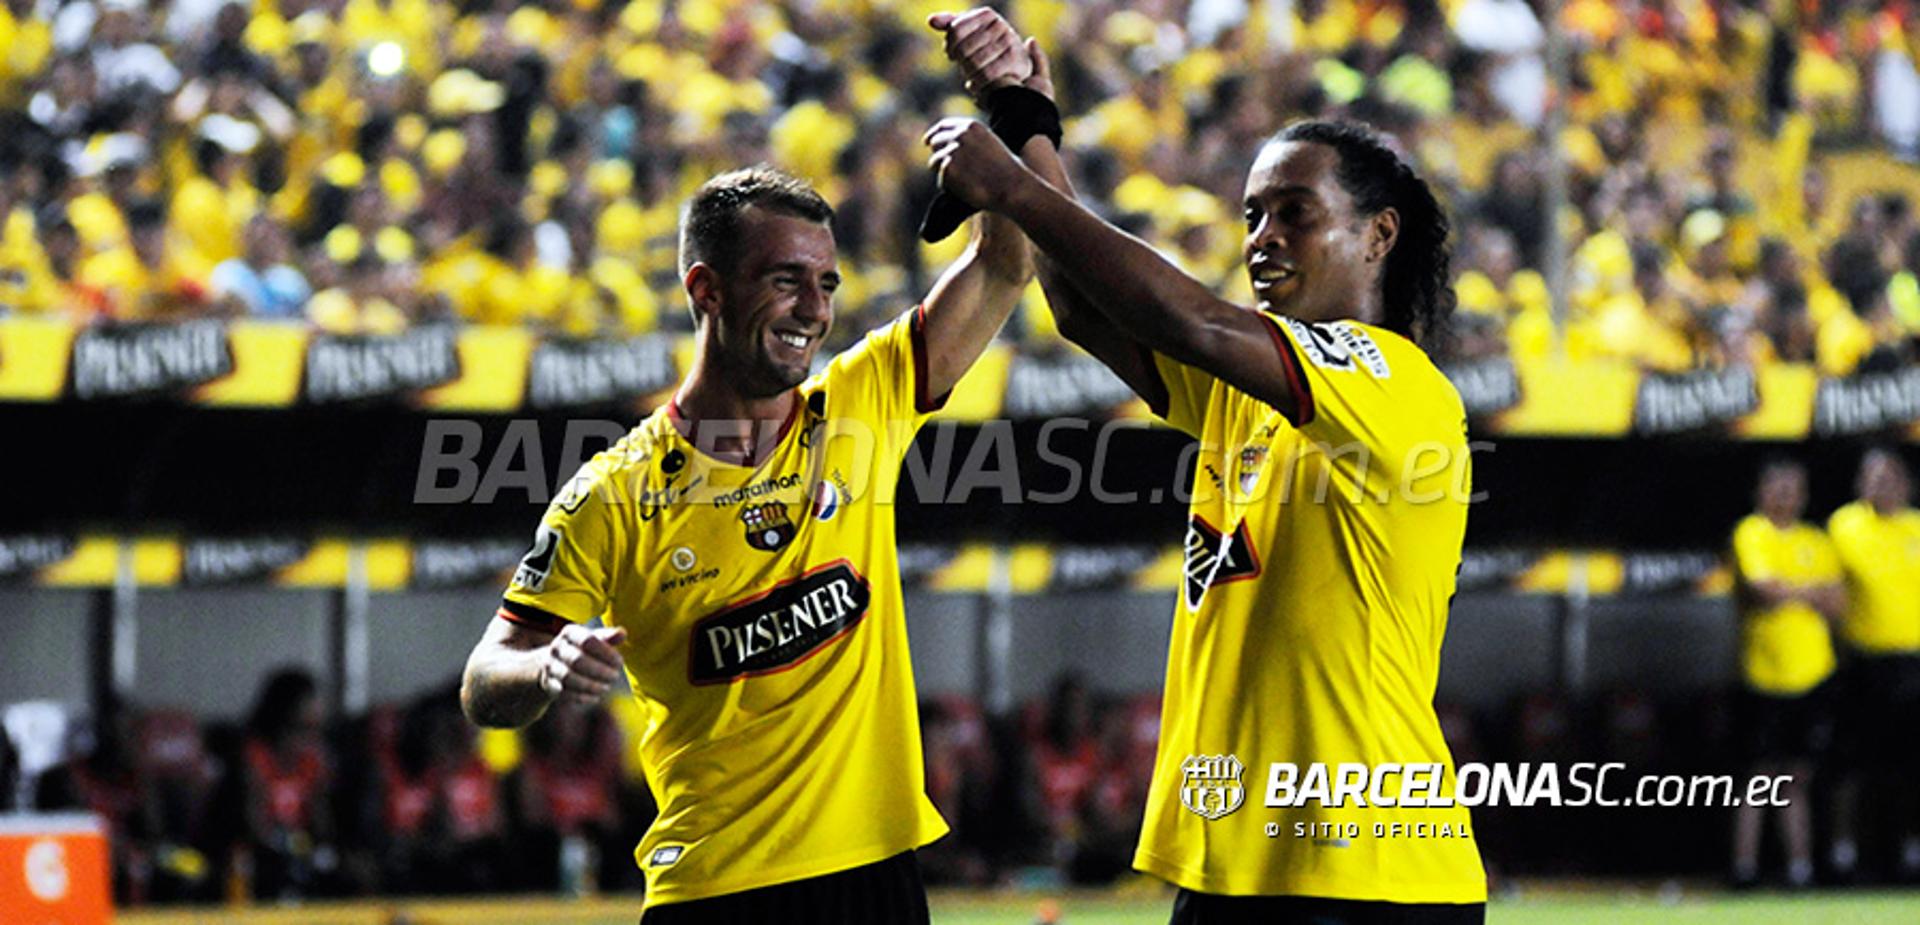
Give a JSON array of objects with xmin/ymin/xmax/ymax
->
[
  {"xmin": 920, "ymin": 86, "xmax": 1062, "ymax": 243},
  {"xmin": 983, "ymin": 85, "xmax": 1063, "ymax": 152}
]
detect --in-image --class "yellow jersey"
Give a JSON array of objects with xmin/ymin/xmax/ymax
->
[
  {"xmin": 1827, "ymin": 501, "xmax": 1920, "ymax": 655},
  {"xmin": 502, "ymin": 310, "xmax": 948, "ymax": 909},
  {"xmin": 1732, "ymin": 515, "xmax": 1841, "ymax": 695},
  {"xmin": 1137, "ymin": 314, "xmax": 1485, "ymax": 904}
]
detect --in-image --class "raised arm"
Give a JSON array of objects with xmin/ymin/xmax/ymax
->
[
  {"xmin": 929, "ymin": 107, "xmax": 1300, "ymax": 416},
  {"xmin": 933, "ymin": 11, "xmax": 1169, "ymax": 410},
  {"xmin": 913, "ymin": 178, "xmax": 1034, "ymax": 402}
]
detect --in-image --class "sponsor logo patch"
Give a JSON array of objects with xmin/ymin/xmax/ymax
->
[
  {"xmin": 649, "ymin": 846, "xmax": 683, "ymax": 868},
  {"xmin": 512, "ymin": 524, "xmax": 559, "ymax": 592},
  {"xmin": 812, "ymin": 481, "xmax": 841, "ymax": 521},
  {"xmin": 1183, "ymin": 516, "xmax": 1261, "ymax": 611},
  {"xmin": 689, "ymin": 561, "xmax": 870, "ymax": 684}
]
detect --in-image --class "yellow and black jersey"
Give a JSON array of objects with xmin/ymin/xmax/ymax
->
[
  {"xmin": 500, "ymin": 308, "xmax": 948, "ymax": 909},
  {"xmin": 1732, "ymin": 515, "xmax": 1841, "ymax": 695},
  {"xmin": 1137, "ymin": 313, "xmax": 1485, "ymax": 903},
  {"xmin": 1827, "ymin": 501, "xmax": 1920, "ymax": 655}
]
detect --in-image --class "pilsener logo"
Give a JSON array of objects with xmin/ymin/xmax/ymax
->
[
  {"xmin": 1181, "ymin": 754, "xmax": 1246, "ymax": 820},
  {"xmin": 688, "ymin": 561, "xmax": 871, "ymax": 685}
]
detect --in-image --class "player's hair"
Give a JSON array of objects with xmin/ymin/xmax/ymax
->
[
  {"xmin": 1272, "ymin": 120, "xmax": 1454, "ymax": 350},
  {"xmin": 678, "ymin": 165, "xmax": 834, "ymax": 276}
]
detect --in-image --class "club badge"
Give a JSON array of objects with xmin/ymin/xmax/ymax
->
[
  {"xmin": 739, "ymin": 500, "xmax": 796, "ymax": 552},
  {"xmin": 1180, "ymin": 754, "xmax": 1246, "ymax": 820}
]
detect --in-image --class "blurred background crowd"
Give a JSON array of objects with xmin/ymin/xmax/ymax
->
[
  {"xmin": 1, "ymin": 0, "xmax": 1919, "ymax": 373},
  {"xmin": 0, "ymin": 665, "xmax": 1738, "ymax": 904}
]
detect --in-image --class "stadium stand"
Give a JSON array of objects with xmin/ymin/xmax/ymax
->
[{"xmin": 5, "ymin": 0, "xmax": 1920, "ymax": 911}]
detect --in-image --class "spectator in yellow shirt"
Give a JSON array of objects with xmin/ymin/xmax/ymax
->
[
  {"xmin": 77, "ymin": 199, "xmax": 212, "ymax": 320},
  {"xmin": 1730, "ymin": 458, "xmax": 1846, "ymax": 889},
  {"xmin": 1826, "ymin": 448, "xmax": 1920, "ymax": 879}
]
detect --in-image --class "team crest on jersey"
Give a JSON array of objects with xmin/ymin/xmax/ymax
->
[
  {"xmin": 1237, "ymin": 444, "xmax": 1268, "ymax": 496},
  {"xmin": 740, "ymin": 500, "xmax": 797, "ymax": 551},
  {"xmin": 1183, "ymin": 516, "xmax": 1261, "ymax": 611},
  {"xmin": 1180, "ymin": 754, "xmax": 1246, "ymax": 820}
]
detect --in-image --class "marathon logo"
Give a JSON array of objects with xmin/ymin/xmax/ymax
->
[
  {"xmin": 1183, "ymin": 516, "xmax": 1260, "ymax": 611},
  {"xmin": 688, "ymin": 561, "xmax": 871, "ymax": 685},
  {"xmin": 710, "ymin": 473, "xmax": 801, "ymax": 508},
  {"xmin": 411, "ymin": 540, "xmax": 526, "ymax": 588},
  {"xmin": 526, "ymin": 336, "xmax": 677, "ymax": 409},
  {"xmin": 182, "ymin": 538, "xmax": 309, "ymax": 585},
  {"xmin": 1442, "ymin": 358, "xmax": 1522, "ymax": 418},
  {"xmin": 1814, "ymin": 368, "xmax": 1920, "ymax": 435},
  {"xmin": 1632, "ymin": 368, "xmax": 1757, "ymax": 434},
  {"xmin": 304, "ymin": 327, "xmax": 460, "ymax": 403},
  {"xmin": 1002, "ymin": 352, "xmax": 1139, "ymax": 418},
  {"xmin": 0, "ymin": 535, "xmax": 75, "ymax": 580},
  {"xmin": 70, "ymin": 320, "xmax": 233, "ymax": 399}
]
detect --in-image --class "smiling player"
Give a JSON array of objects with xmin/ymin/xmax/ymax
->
[
  {"xmin": 459, "ymin": 161, "xmax": 1036, "ymax": 923},
  {"xmin": 928, "ymin": 8, "xmax": 1484, "ymax": 922}
]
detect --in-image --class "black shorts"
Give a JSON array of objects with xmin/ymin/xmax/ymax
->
[
  {"xmin": 1837, "ymin": 653, "xmax": 1920, "ymax": 767},
  {"xmin": 1740, "ymin": 680, "xmax": 1834, "ymax": 762},
  {"xmin": 638, "ymin": 851, "xmax": 927, "ymax": 925},
  {"xmin": 1169, "ymin": 890, "xmax": 1486, "ymax": 925}
]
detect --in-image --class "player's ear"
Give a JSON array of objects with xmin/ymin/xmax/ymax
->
[
  {"xmin": 684, "ymin": 262, "xmax": 724, "ymax": 324},
  {"xmin": 1366, "ymin": 207, "xmax": 1400, "ymax": 264}
]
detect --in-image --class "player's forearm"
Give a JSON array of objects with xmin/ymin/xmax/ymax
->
[
  {"xmin": 920, "ymin": 149, "xmax": 1044, "ymax": 397},
  {"xmin": 995, "ymin": 168, "xmax": 1238, "ymax": 365},
  {"xmin": 1018, "ymin": 139, "xmax": 1103, "ymax": 340},
  {"xmin": 460, "ymin": 643, "xmax": 554, "ymax": 728}
]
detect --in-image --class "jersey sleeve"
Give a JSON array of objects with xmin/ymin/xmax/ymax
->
[
  {"xmin": 1253, "ymin": 312, "xmax": 1403, "ymax": 446},
  {"xmin": 1148, "ymin": 350, "xmax": 1219, "ymax": 438},
  {"xmin": 499, "ymin": 459, "xmax": 629, "ymax": 632},
  {"xmin": 821, "ymin": 305, "xmax": 944, "ymax": 447}
]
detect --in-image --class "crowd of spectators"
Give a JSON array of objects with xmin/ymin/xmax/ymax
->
[{"xmin": 0, "ymin": 0, "xmax": 1918, "ymax": 373}]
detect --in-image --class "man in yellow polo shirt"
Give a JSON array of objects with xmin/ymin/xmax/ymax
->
[
  {"xmin": 1730, "ymin": 459, "xmax": 1846, "ymax": 889},
  {"xmin": 1826, "ymin": 448, "xmax": 1920, "ymax": 879}
]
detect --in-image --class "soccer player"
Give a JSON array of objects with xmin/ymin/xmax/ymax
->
[
  {"xmin": 1825, "ymin": 448, "xmax": 1920, "ymax": 878},
  {"xmin": 1729, "ymin": 459, "xmax": 1844, "ymax": 889},
  {"xmin": 930, "ymin": 11, "xmax": 1485, "ymax": 922},
  {"xmin": 459, "ymin": 161, "xmax": 1035, "ymax": 922}
]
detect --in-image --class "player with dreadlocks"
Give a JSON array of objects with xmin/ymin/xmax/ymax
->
[{"xmin": 927, "ymin": 9, "xmax": 1483, "ymax": 923}]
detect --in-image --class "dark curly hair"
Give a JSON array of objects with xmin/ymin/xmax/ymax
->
[{"xmin": 1273, "ymin": 120, "xmax": 1454, "ymax": 350}]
